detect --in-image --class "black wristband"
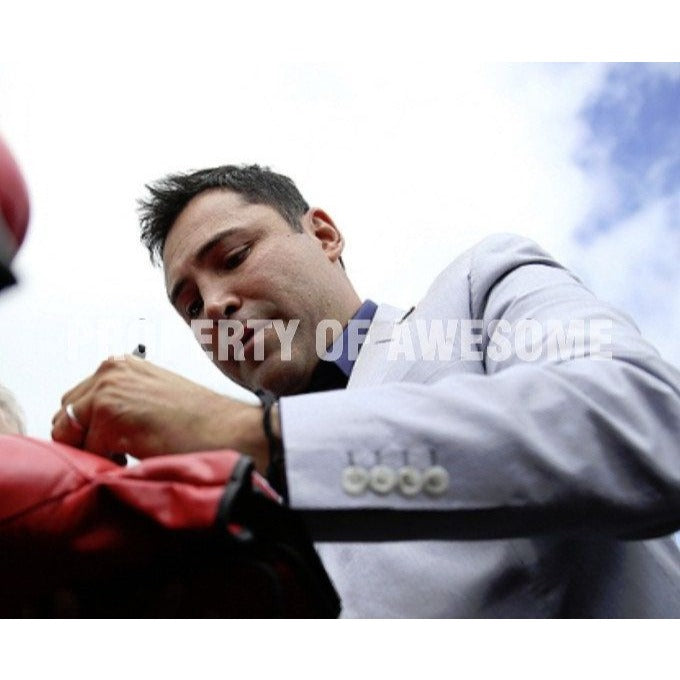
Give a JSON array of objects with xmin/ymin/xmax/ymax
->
[{"xmin": 263, "ymin": 399, "xmax": 288, "ymax": 502}]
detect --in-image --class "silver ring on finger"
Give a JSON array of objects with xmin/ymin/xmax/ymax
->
[{"xmin": 65, "ymin": 402, "xmax": 85, "ymax": 433}]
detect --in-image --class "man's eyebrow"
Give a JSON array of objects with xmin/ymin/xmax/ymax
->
[
  {"xmin": 195, "ymin": 227, "xmax": 248, "ymax": 263},
  {"xmin": 169, "ymin": 227, "xmax": 249, "ymax": 306}
]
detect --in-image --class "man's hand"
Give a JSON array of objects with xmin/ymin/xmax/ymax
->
[{"xmin": 51, "ymin": 356, "xmax": 270, "ymax": 473}]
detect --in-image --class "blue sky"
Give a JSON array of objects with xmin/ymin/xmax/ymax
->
[
  {"xmin": 577, "ymin": 63, "xmax": 679, "ymax": 235},
  {"xmin": 570, "ymin": 63, "xmax": 680, "ymax": 367}
]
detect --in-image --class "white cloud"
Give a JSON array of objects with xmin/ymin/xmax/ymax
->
[
  {"xmin": 569, "ymin": 194, "xmax": 680, "ymax": 366},
  {"xmin": 564, "ymin": 64, "xmax": 680, "ymax": 368}
]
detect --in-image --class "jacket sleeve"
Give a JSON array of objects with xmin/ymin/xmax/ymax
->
[{"xmin": 279, "ymin": 235, "xmax": 680, "ymax": 541}]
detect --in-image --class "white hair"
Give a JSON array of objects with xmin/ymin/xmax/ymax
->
[{"xmin": 0, "ymin": 383, "xmax": 25, "ymax": 435}]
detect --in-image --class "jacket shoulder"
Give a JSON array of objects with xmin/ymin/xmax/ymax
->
[{"xmin": 422, "ymin": 233, "xmax": 570, "ymax": 317}]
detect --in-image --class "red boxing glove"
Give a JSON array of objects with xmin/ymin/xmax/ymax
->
[{"xmin": 0, "ymin": 436, "xmax": 341, "ymax": 617}]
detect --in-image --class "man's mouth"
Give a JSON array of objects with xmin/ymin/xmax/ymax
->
[
  {"xmin": 242, "ymin": 326, "xmax": 255, "ymax": 346},
  {"xmin": 241, "ymin": 320, "xmax": 274, "ymax": 361}
]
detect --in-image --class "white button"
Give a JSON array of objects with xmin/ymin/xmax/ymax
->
[
  {"xmin": 369, "ymin": 465, "xmax": 397, "ymax": 494},
  {"xmin": 423, "ymin": 465, "xmax": 450, "ymax": 496},
  {"xmin": 342, "ymin": 465, "xmax": 370, "ymax": 496},
  {"xmin": 397, "ymin": 466, "xmax": 423, "ymax": 496}
]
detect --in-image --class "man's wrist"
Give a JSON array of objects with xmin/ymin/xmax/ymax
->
[
  {"xmin": 269, "ymin": 403, "xmax": 281, "ymax": 440},
  {"xmin": 206, "ymin": 396, "xmax": 284, "ymax": 489},
  {"xmin": 220, "ymin": 402, "xmax": 270, "ymax": 474},
  {"xmin": 263, "ymin": 400, "xmax": 287, "ymax": 500}
]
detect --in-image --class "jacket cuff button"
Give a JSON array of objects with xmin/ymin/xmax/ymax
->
[
  {"xmin": 423, "ymin": 465, "xmax": 450, "ymax": 496},
  {"xmin": 342, "ymin": 465, "xmax": 370, "ymax": 496},
  {"xmin": 369, "ymin": 465, "xmax": 397, "ymax": 494},
  {"xmin": 397, "ymin": 466, "xmax": 423, "ymax": 496}
]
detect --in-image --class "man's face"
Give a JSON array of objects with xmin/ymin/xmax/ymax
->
[{"xmin": 163, "ymin": 188, "xmax": 349, "ymax": 396}]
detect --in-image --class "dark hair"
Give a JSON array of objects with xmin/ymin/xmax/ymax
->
[{"xmin": 138, "ymin": 164, "xmax": 310, "ymax": 264}]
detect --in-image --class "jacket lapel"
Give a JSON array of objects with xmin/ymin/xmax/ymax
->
[{"xmin": 348, "ymin": 303, "xmax": 410, "ymax": 389}]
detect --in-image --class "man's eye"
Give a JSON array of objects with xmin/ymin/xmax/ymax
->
[
  {"xmin": 186, "ymin": 299, "xmax": 203, "ymax": 319},
  {"xmin": 223, "ymin": 245, "xmax": 251, "ymax": 270}
]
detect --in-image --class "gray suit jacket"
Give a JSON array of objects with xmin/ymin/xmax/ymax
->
[{"xmin": 279, "ymin": 234, "xmax": 680, "ymax": 617}]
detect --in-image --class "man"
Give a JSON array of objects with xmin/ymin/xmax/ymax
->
[
  {"xmin": 52, "ymin": 165, "xmax": 680, "ymax": 617},
  {"xmin": 2, "ymin": 139, "xmax": 340, "ymax": 615}
]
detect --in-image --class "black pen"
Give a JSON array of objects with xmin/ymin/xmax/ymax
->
[{"xmin": 112, "ymin": 344, "xmax": 146, "ymax": 466}]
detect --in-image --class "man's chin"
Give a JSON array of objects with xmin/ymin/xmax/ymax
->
[
  {"xmin": 251, "ymin": 373, "xmax": 309, "ymax": 399},
  {"xmin": 218, "ymin": 358, "xmax": 310, "ymax": 399}
]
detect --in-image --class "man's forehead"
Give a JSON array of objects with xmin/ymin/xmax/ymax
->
[
  {"xmin": 165, "ymin": 189, "xmax": 248, "ymax": 247},
  {"xmin": 166, "ymin": 191, "xmax": 249, "ymax": 257},
  {"xmin": 162, "ymin": 189, "xmax": 284, "ymax": 285}
]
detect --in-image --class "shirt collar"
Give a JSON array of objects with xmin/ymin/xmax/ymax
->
[
  {"xmin": 258, "ymin": 300, "xmax": 379, "ymax": 400},
  {"xmin": 325, "ymin": 299, "xmax": 378, "ymax": 378}
]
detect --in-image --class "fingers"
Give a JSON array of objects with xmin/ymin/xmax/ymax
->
[
  {"xmin": 59, "ymin": 369, "xmax": 98, "ymax": 410},
  {"xmin": 53, "ymin": 356, "xmax": 138, "ymax": 426},
  {"xmin": 51, "ymin": 397, "xmax": 91, "ymax": 448},
  {"xmin": 59, "ymin": 356, "xmax": 126, "ymax": 409},
  {"xmin": 51, "ymin": 357, "xmax": 124, "ymax": 448},
  {"xmin": 51, "ymin": 356, "xmax": 217, "ymax": 460},
  {"xmin": 65, "ymin": 403, "xmax": 84, "ymax": 434},
  {"xmin": 51, "ymin": 356, "xmax": 152, "ymax": 457},
  {"xmin": 84, "ymin": 424, "xmax": 132, "ymax": 461},
  {"xmin": 51, "ymin": 393, "xmax": 131, "ymax": 459}
]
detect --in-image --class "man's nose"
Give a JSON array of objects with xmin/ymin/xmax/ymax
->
[{"xmin": 202, "ymin": 286, "xmax": 241, "ymax": 321}]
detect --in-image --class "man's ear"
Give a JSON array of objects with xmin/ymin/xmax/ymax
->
[{"xmin": 307, "ymin": 208, "xmax": 344, "ymax": 263}]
